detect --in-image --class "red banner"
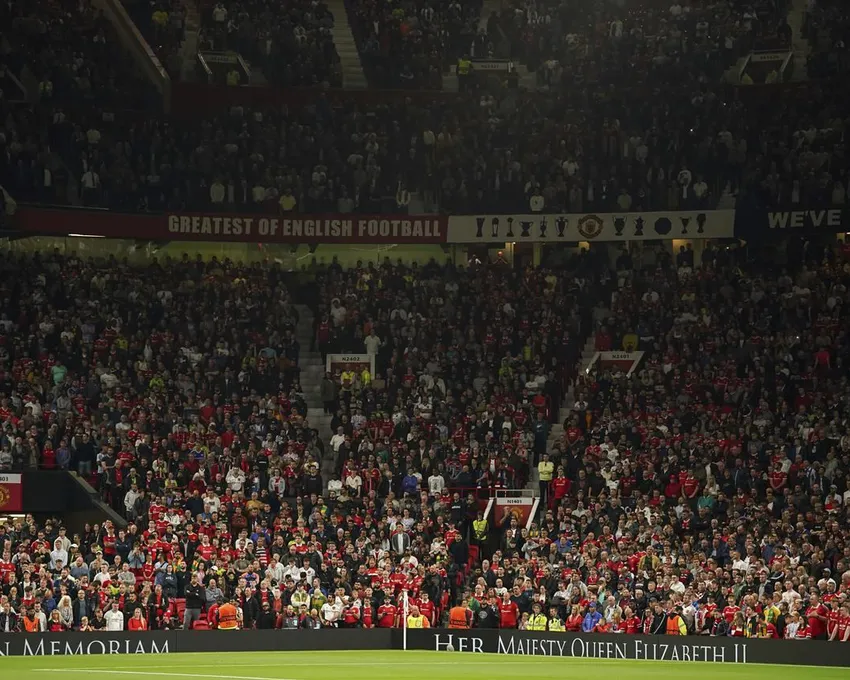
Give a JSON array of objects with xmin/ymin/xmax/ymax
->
[
  {"xmin": 0, "ymin": 474, "xmax": 22, "ymax": 512},
  {"xmin": 14, "ymin": 208, "xmax": 447, "ymax": 244}
]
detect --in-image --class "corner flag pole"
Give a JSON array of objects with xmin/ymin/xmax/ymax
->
[{"xmin": 403, "ymin": 589, "xmax": 409, "ymax": 651}]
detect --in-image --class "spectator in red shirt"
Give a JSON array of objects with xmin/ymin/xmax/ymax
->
[
  {"xmin": 550, "ymin": 466, "xmax": 570, "ymax": 508},
  {"xmin": 594, "ymin": 327, "xmax": 613, "ymax": 352},
  {"xmin": 376, "ymin": 600, "xmax": 397, "ymax": 628},
  {"xmin": 127, "ymin": 608, "xmax": 147, "ymax": 631},
  {"xmin": 807, "ymin": 594, "xmax": 829, "ymax": 640},
  {"xmin": 498, "ymin": 592, "xmax": 518, "ymax": 629},
  {"xmin": 830, "ymin": 605, "xmax": 850, "ymax": 643},
  {"xmin": 417, "ymin": 592, "xmax": 435, "ymax": 627},
  {"xmin": 623, "ymin": 607, "xmax": 641, "ymax": 634},
  {"xmin": 565, "ymin": 604, "xmax": 583, "ymax": 631}
]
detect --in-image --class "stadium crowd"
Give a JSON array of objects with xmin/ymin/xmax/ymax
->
[
  {"xmin": 2, "ymin": 1, "xmax": 848, "ymax": 215},
  {"xmin": 197, "ymin": 0, "xmax": 341, "ymax": 87},
  {"xmin": 347, "ymin": 0, "xmax": 482, "ymax": 89},
  {"xmin": 0, "ymin": 0, "xmax": 156, "ymax": 112},
  {"xmin": 805, "ymin": 0, "xmax": 850, "ymax": 79},
  {"xmin": 0, "ymin": 0, "xmax": 159, "ymax": 205},
  {"xmin": 1, "ymin": 0, "xmax": 850, "ymax": 645},
  {"xmin": 736, "ymin": 83, "xmax": 850, "ymax": 210},
  {"xmin": 0, "ymin": 238, "xmax": 848, "ymax": 641},
  {"xmin": 474, "ymin": 0, "xmax": 791, "ymax": 88},
  {"xmin": 123, "ymin": 0, "xmax": 187, "ymax": 77},
  {"xmin": 66, "ymin": 78, "xmax": 843, "ymax": 215}
]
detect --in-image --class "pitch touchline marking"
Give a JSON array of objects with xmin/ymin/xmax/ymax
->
[
  {"xmin": 48, "ymin": 663, "xmax": 478, "ymax": 672},
  {"xmin": 33, "ymin": 671, "xmax": 291, "ymax": 680},
  {"xmin": 61, "ymin": 662, "xmax": 538, "ymax": 671}
]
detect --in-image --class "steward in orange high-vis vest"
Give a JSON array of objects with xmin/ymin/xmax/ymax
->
[
  {"xmin": 218, "ymin": 600, "xmax": 240, "ymax": 630},
  {"xmin": 448, "ymin": 600, "xmax": 472, "ymax": 629},
  {"xmin": 665, "ymin": 608, "xmax": 688, "ymax": 635}
]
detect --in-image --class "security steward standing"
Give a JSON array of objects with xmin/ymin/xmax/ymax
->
[
  {"xmin": 548, "ymin": 606, "xmax": 565, "ymax": 632},
  {"xmin": 218, "ymin": 598, "xmax": 240, "ymax": 630},
  {"xmin": 527, "ymin": 602, "xmax": 548, "ymax": 631},
  {"xmin": 407, "ymin": 604, "xmax": 430, "ymax": 629},
  {"xmin": 456, "ymin": 55, "xmax": 471, "ymax": 92},
  {"xmin": 665, "ymin": 606, "xmax": 688, "ymax": 635},
  {"xmin": 448, "ymin": 598, "xmax": 473, "ymax": 629},
  {"xmin": 472, "ymin": 512, "xmax": 488, "ymax": 548},
  {"xmin": 226, "ymin": 67, "xmax": 241, "ymax": 86}
]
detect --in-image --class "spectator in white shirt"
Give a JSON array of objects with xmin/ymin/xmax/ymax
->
[
  {"xmin": 104, "ymin": 602, "xmax": 125, "ymax": 631},
  {"xmin": 226, "ymin": 467, "xmax": 246, "ymax": 491},
  {"xmin": 364, "ymin": 330, "xmax": 382, "ymax": 355},
  {"xmin": 266, "ymin": 558, "xmax": 286, "ymax": 583},
  {"xmin": 49, "ymin": 540, "xmax": 68, "ymax": 571},
  {"xmin": 428, "ymin": 471, "xmax": 446, "ymax": 495},
  {"xmin": 529, "ymin": 192, "xmax": 544, "ymax": 212},
  {"xmin": 81, "ymin": 169, "xmax": 100, "ymax": 205},
  {"xmin": 731, "ymin": 551, "xmax": 751, "ymax": 572},
  {"xmin": 693, "ymin": 176, "xmax": 708, "ymax": 202},
  {"xmin": 94, "ymin": 564, "xmax": 112, "ymax": 585},
  {"xmin": 203, "ymin": 490, "xmax": 220, "ymax": 514},
  {"xmin": 330, "ymin": 427, "xmax": 346, "ymax": 453},
  {"xmin": 345, "ymin": 471, "xmax": 362, "ymax": 496},
  {"xmin": 330, "ymin": 300, "xmax": 347, "ymax": 326},
  {"xmin": 320, "ymin": 596, "xmax": 342, "ymax": 626}
]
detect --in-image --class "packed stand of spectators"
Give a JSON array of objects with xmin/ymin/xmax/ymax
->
[
  {"xmin": 68, "ymin": 77, "xmax": 752, "ymax": 213},
  {"xmin": 69, "ymin": 100, "xmax": 428, "ymax": 212},
  {"xmin": 805, "ymin": 0, "xmax": 850, "ymax": 79},
  {"xmin": 1, "ymin": 0, "xmax": 157, "ymax": 113},
  {"xmin": 0, "ymin": 252, "xmax": 347, "ymax": 632},
  {"xmin": 2, "ymin": 245, "xmax": 850, "ymax": 639},
  {"xmin": 0, "ymin": 0, "xmax": 158, "ymax": 205},
  {"xmin": 198, "ymin": 0, "xmax": 341, "ymax": 87},
  {"xmin": 425, "ymin": 84, "xmax": 741, "ymax": 214},
  {"xmin": 481, "ymin": 0, "xmax": 791, "ymax": 90},
  {"xmin": 0, "ymin": 251, "xmax": 308, "ymax": 477},
  {"xmin": 347, "ymin": 0, "xmax": 483, "ymax": 89},
  {"xmin": 0, "ymin": 102, "xmax": 62, "ymax": 205},
  {"xmin": 311, "ymin": 257, "xmax": 591, "ymax": 494},
  {"xmin": 736, "ymin": 84, "xmax": 850, "ymax": 210},
  {"xmin": 123, "ymin": 0, "xmax": 188, "ymax": 78},
  {"xmin": 525, "ymin": 238, "xmax": 850, "ymax": 639},
  {"xmin": 17, "ymin": 76, "xmax": 843, "ymax": 214}
]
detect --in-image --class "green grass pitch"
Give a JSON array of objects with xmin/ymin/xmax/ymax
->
[{"xmin": 0, "ymin": 649, "xmax": 843, "ymax": 679}]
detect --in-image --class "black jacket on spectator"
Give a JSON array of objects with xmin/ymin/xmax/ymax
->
[
  {"xmin": 184, "ymin": 583, "xmax": 205, "ymax": 610},
  {"xmin": 255, "ymin": 610, "xmax": 277, "ymax": 629},
  {"xmin": 477, "ymin": 603, "xmax": 499, "ymax": 629},
  {"xmin": 72, "ymin": 597, "xmax": 90, "ymax": 627},
  {"xmin": 0, "ymin": 610, "xmax": 19, "ymax": 632}
]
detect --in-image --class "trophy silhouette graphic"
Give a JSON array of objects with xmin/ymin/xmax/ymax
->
[
  {"xmin": 491, "ymin": 217, "xmax": 500, "ymax": 238},
  {"xmin": 613, "ymin": 216, "xmax": 626, "ymax": 236},
  {"xmin": 475, "ymin": 217, "xmax": 485, "ymax": 238},
  {"xmin": 556, "ymin": 217, "xmax": 568, "ymax": 237},
  {"xmin": 506, "ymin": 217, "xmax": 515, "ymax": 238}
]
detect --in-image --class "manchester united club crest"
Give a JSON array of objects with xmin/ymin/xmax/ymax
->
[
  {"xmin": 0, "ymin": 485, "xmax": 9, "ymax": 510},
  {"xmin": 577, "ymin": 214, "xmax": 604, "ymax": 240}
]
